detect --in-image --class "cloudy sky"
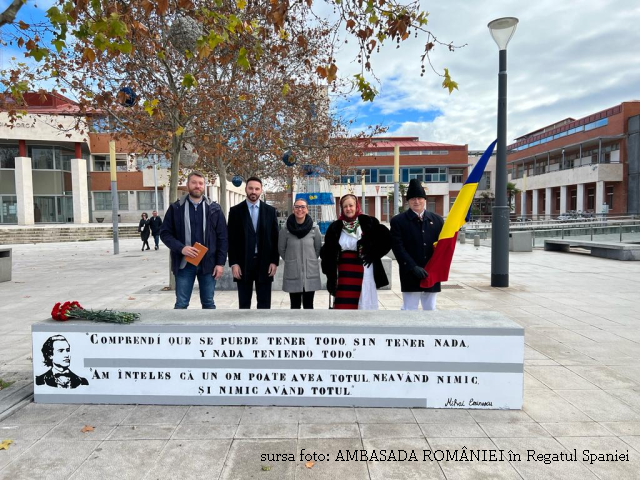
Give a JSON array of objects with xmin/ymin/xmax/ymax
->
[
  {"xmin": 331, "ymin": 0, "xmax": 640, "ymax": 149},
  {"xmin": 3, "ymin": 0, "xmax": 640, "ymax": 150}
]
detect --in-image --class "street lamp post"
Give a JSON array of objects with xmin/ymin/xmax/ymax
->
[{"xmin": 488, "ymin": 16, "xmax": 518, "ymax": 288}]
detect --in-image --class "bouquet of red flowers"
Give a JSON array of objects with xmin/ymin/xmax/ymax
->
[{"xmin": 51, "ymin": 301, "xmax": 138, "ymax": 324}]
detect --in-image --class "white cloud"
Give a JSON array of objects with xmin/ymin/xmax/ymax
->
[{"xmin": 333, "ymin": 0, "xmax": 640, "ymax": 149}]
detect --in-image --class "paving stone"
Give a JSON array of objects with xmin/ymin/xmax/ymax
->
[
  {"xmin": 298, "ymin": 423, "xmax": 360, "ymax": 439},
  {"xmin": 298, "ymin": 407, "xmax": 356, "ymax": 424},
  {"xmin": 364, "ymin": 437, "xmax": 446, "ymax": 480},
  {"xmin": 181, "ymin": 406, "xmax": 244, "ymax": 424},
  {"xmin": 479, "ymin": 422, "xmax": 551, "ymax": 437},
  {"xmin": 44, "ymin": 423, "xmax": 116, "ymax": 441},
  {"xmin": 295, "ymin": 439, "xmax": 369, "ymax": 479},
  {"xmin": 172, "ymin": 423, "xmax": 237, "ymax": 439},
  {"xmin": 145, "ymin": 440, "xmax": 231, "ymax": 480},
  {"xmin": 0, "ymin": 423, "xmax": 54, "ymax": 440},
  {"xmin": 355, "ymin": 407, "xmax": 416, "ymax": 424},
  {"xmin": 235, "ymin": 424, "xmax": 298, "ymax": 439},
  {"xmin": 121, "ymin": 405, "xmax": 188, "ymax": 425},
  {"xmin": 70, "ymin": 439, "xmax": 166, "ymax": 480},
  {"xmin": 526, "ymin": 366, "xmax": 598, "ymax": 390},
  {"xmin": 469, "ymin": 409, "xmax": 535, "ymax": 423},
  {"xmin": 555, "ymin": 389, "xmax": 640, "ymax": 422},
  {"xmin": 1, "ymin": 439, "xmax": 99, "ymax": 479},
  {"xmin": 360, "ymin": 423, "xmax": 423, "ymax": 438},
  {"xmin": 1, "ymin": 403, "xmax": 80, "ymax": 425},
  {"xmin": 566, "ymin": 366, "xmax": 639, "ymax": 389},
  {"xmin": 556, "ymin": 436, "xmax": 639, "ymax": 479},
  {"xmin": 523, "ymin": 390, "xmax": 592, "ymax": 423},
  {"xmin": 220, "ymin": 439, "xmax": 297, "ymax": 479},
  {"xmin": 419, "ymin": 423, "xmax": 487, "ymax": 438},
  {"xmin": 240, "ymin": 406, "xmax": 300, "ymax": 424},
  {"xmin": 107, "ymin": 424, "xmax": 175, "ymax": 440},
  {"xmin": 411, "ymin": 408, "xmax": 476, "ymax": 424},
  {"xmin": 61, "ymin": 404, "xmax": 135, "ymax": 425},
  {"xmin": 600, "ymin": 422, "xmax": 640, "ymax": 436},
  {"xmin": 541, "ymin": 422, "xmax": 615, "ymax": 437}
]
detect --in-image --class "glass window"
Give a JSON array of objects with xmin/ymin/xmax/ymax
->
[
  {"xmin": 378, "ymin": 168, "xmax": 393, "ymax": 183},
  {"xmin": 137, "ymin": 191, "xmax": 163, "ymax": 211},
  {"xmin": 450, "ymin": 169, "xmax": 463, "ymax": 183},
  {"xmin": 0, "ymin": 145, "xmax": 18, "ymax": 169},
  {"xmin": 606, "ymin": 185, "xmax": 614, "ymax": 209},
  {"xmin": 1, "ymin": 195, "xmax": 18, "ymax": 223},
  {"xmin": 58, "ymin": 148, "xmax": 74, "ymax": 171},
  {"xmin": 478, "ymin": 172, "xmax": 491, "ymax": 190},
  {"xmin": 93, "ymin": 191, "xmax": 129, "ymax": 210},
  {"xmin": 553, "ymin": 131, "xmax": 568, "ymax": 140},
  {"xmin": 30, "ymin": 147, "xmax": 55, "ymax": 169},
  {"xmin": 94, "ymin": 156, "xmax": 127, "ymax": 171},
  {"xmin": 401, "ymin": 168, "xmax": 409, "ymax": 183}
]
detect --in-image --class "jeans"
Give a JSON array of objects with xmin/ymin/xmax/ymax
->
[
  {"xmin": 153, "ymin": 234, "xmax": 160, "ymax": 248},
  {"xmin": 289, "ymin": 291, "xmax": 315, "ymax": 309},
  {"xmin": 175, "ymin": 263, "xmax": 216, "ymax": 309}
]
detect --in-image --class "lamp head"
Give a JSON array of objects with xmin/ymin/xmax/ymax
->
[{"xmin": 488, "ymin": 17, "xmax": 519, "ymax": 50}]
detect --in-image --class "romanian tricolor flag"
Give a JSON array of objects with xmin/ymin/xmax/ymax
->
[{"xmin": 420, "ymin": 140, "xmax": 497, "ymax": 288}]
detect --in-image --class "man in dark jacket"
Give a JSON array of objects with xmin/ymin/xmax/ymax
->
[
  {"xmin": 390, "ymin": 179, "xmax": 444, "ymax": 310},
  {"xmin": 227, "ymin": 176, "xmax": 279, "ymax": 309},
  {"xmin": 148, "ymin": 210, "xmax": 163, "ymax": 250},
  {"xmin": 160, "ymin": 171, "xmax": 228, "ymax": 309}
]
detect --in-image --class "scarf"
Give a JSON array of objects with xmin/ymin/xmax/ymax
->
[
  {"xmin": 286, "ymin": 213, "xmax": 314, "ymax": 239},
  {"xmin": 180, "ymin": 195, "xmax": 207, "ymax": 269},
  {"xmin": 338, "ymin": 194, "xmax": 362, "ymax": 237}
]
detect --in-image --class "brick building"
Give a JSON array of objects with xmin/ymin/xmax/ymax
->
[{"xmin": 508, "ymin": 101, "xmax": 640, "ymax": 218}]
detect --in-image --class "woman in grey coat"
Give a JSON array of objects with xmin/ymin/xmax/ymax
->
[{"xmin": 278, "ymin": 198, "xmax": 322, "ymax": 309}]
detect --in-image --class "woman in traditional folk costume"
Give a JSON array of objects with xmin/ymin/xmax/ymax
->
[{"xmin": 320, "ymin": 194, "xmax": 391, "ymax": 310}]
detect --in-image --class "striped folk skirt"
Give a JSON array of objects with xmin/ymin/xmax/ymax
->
[{"xmin": 334, "ymin": 251, "xmax": 364, "ymax": 310}]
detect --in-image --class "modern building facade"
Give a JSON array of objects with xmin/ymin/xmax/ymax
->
[
  {"xmin": 507, "ymin": 101, "xmax": 640, "ymax": 218},
  {"xmin": 0, "ymin": 92, "xmax": 245, "ymax": 225},
  {"xmin": 329, "ymin": 137, "xmax": 470, "ymax": 220}
]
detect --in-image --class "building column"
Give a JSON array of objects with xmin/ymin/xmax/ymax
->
[
  {"xmin": 71, "ymin": 158, "xmax": 90, "ymax": 224},
  {"xmin": 163, "ymin": 188, "xmax": 170, "ymax": 213},
  {"xmin": 520, "ymin": 191, "xmax": 527, "ymax": 217},
  {"xmin": 596, "ymin": 181, "xmax": 605, "ymax": 213},
  {"xmin": 443, "ymin": 193, "xmax": 450, "ymax": 217},
  {"xmin": 576, "ymin": 184, "xmax": 585, "ymax": 213},
  {"xmin": 545, "ymin": 187, "xmax": 552, "ymax": 219},
  {"xmin": 374, "ymin": 195, "xmax": 382, "ymax": 220},
  {"xmin": 14, "ymin": 157, "xmax": 34, "ymax": 225},
  {"xmin": 532, "ymin": 189, "xmax": 539, "ymax": 219},
  {"xmin": 560, "ymin": 185, "xmax": 567, "ymax": 214}
]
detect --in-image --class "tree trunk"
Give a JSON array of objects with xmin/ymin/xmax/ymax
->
[{"xmin": 168, "ymin": 137, "xmax": 181, "ymax": 290}]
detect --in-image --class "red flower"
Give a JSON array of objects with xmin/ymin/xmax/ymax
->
[
  {"xmin": 51, "ymin": 302, "xmax": 61, "ymax": 321},
  {"xmin": 59, "ymin": 301, "xmax": 72, "ymax": 320},
  {"xmin": 71, "ymin": 301, "xmax": 83, "ymax": 310}
]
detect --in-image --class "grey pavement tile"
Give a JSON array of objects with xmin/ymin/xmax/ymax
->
[
  {"xmin": 0, "ymin": 423, "xmax": 54, "ymax": 440},
  {"xmin": 556, "ymin": 436, "xmax": 639, "ymax": 479},
  {"xmin": 364, "ymin": 437, "xmax": 446, "ymax": 480},
  {"xmin": 469, "ymin": 409, "xmax": 535, "ymax": 423},
  {"xmin": 298, "ymin": 423, "xmax": 360, "ymax": 439},
  {"xmin": 2, "ymin": 403, "xmax": 80, "ymax": 425},
  {"xmin": 240, "ymin": 406, "xmax": 300, "ymax": 424},
  {"xmin": 220, "ymin": 439, "xmax": 297, "ymax": 480},
  {"xmin": 541, "ymin": 422, "xmax": 615, "ymax": 437},
  {"xmin": 526, "ymin": 366, "xmax": 598, "ymax": 390},
  {"xmin": 524, "ymin": 373, "xmax": 550, "ymax": 390},
  {"xmin": 295, "ymin": 439, "xmax": 369, "ymax": 479},
  {"xmin": 70, "ymin": 439, "xmax": 167, "ymax": 480},
  {"xmin": 606, "ymin": 388, "xmax": 640, "ymax": 412},
  {"xmin": 419, "ymin": 423, "xmax": 487, "ymax": 438},
  {"xmin": 181, "ymin": 405, "xmax": 244, "ymax": 424},
  {"xmin": 620, "ymin": 435, "xmax": 640, "ymax": 453},
  {"xmin": 493, "ymin": 437, "xmax": 599, "ymax": 480},
  {"xmin": 121, "ymin": 405, "xmax": 188, "ymax": 425},
  {"xmin": 43, "ymin": 423, "xmax": 116, "ymax": 441},
  {"xmin": 355, "ymin": 407, "xmax": 416, "ymax": 424},
  {"xmin": 360, "ymin": 423, "xmax": 423, "ymax": 439},
  {"xmin": 600, "ymin": 422, "xmax": 640, "ymax": 436},
  {"xmin": 608, "ymin": 366, "xmax": 640, "ymax": 385},
  {"xmin": 479, "ymin": 422, "xmax": 551, "ymax": 438},
  {"xmin": 1, "ymin": 439, "xmax": 100, "ymax": 480},
  {"xmin": 566, "ymin": 365, "xmax": 639, "ymax": 389},
  {"xmin": 0, "ymin": 437, "xmax": 40, "ymax": 470},
  {"xmin": 61, "ymin": 404, "xmax": 136, "ymax": 425},
  {"xmin": 523, "ymin": 390, "xmax": 592, "ymax": 423},
  {"xmin": 411, "ymin": 408, "xmax": 476, "ymax": 424},
  {"xmin": 555, "ymin": 389, "xmax": 640, "ymax": 422},
  {"xmin": 107, "ymin": 424, "xmax": 176, "ymax": 440},
  {"xmin": 428, "ymin": 437, "xmax": 521, "ymax": 479},
  {"xmin": 235, "ymin": 424, "xmax": 298, "ymax": 439},
  {"xmin": 171, "ymin": 423, "xmax": 237, "ymax": 439},
  {"xmin": 144, "ymin": 440, "xmax": 231, "ymax": 480},
  {"xmin": 298, "ymin": 407, "xmax": 356, "ymax": 424}
]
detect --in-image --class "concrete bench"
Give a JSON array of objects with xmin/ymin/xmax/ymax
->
[
  {"xmin": 544, "ymin": 239, "xmax": 640, "ymax": 261},
  {"xmin": 32, "ymin": 309, "xmax": 524, "ymax": 409},
  {"xmin": 0, "ymin": 248, "xmax": 11, "ymax": 282}
]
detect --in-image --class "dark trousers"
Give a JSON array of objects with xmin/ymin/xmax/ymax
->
[
  {"xmin": 289, "ymin": 291, "xmax": 315, "ymax": 309},
  {"xmin": 237, "ymin": 256, "xmax": 272, "ymax": 309}
]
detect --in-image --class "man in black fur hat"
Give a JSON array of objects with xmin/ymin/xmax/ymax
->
[{"xmin": 390, "ymin": 179, "xmax": 444, "ymax": 310}]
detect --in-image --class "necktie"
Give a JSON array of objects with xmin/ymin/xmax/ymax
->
[{"xmin": 251, "ymin": 204, "xmax": 258, "ymax": 232}]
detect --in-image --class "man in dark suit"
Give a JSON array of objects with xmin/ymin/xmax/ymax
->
[
  {"xmin": 227, "ymin": 176, "xmax": 280, "ymax": 308},
  {"xmin": 35, "ymin": 335, "xmax": 89, "ymax": 389},
  {"xmin": 390, "ymin": 179, "xmax": 444, "ymax": 310}
]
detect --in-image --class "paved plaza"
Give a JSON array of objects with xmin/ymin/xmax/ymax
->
[{"xmin": 1, "ymin": 237, "xmax": 640, "ymax": 479}]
